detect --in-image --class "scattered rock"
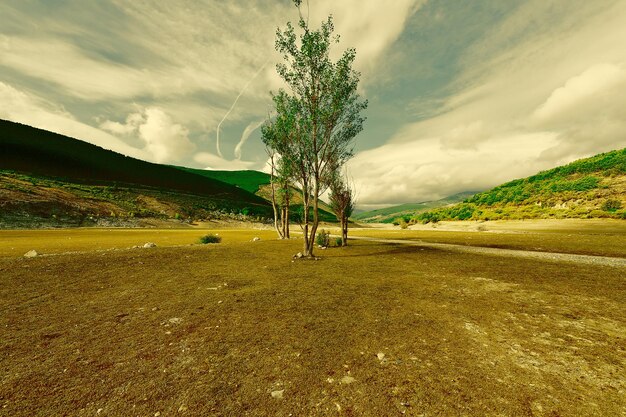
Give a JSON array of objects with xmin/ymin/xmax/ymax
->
[
  {"xmin": 271, "ymin": 390, "xmax": 284, "ymax": 399},
  {"xmin": 143, "ymin": 242, "xmax": 157, "ymax": 248},
  {"xmin": 168, "ymin": 317, "xmax": 183, "ymax": 325},
  {"xmin": 377, "ymin": 352, "xmax": 386, "ymax": 361},
  {"xmin": 293, "ymin": 252, "xmax": 303, "ymax": 259},
  {"xmin": 252, "ymin": 237, "xmax": 261, "ymax": 242},
  {"xmin": 154, "ymin": 412, "xmax": 161, "ymax": 417},
  {"xmin": 177, "ymin": 404, "xmax": 188, "ymax": 412},
  {"xmin": 341, "ymin": 376, "xmax": 356, "ymax": 384},
  {"xmin": 24, "ymin": 250, "xmax": 39, "ymax": 258}
]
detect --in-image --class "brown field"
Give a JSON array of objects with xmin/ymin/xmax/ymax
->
[
  {"xmin": 1, "ymin": 223, "xmax": 625, "ymax": 416},
  {"xmin": 346, "ymin": 219, "xmax": 626, "ymax": 258}
]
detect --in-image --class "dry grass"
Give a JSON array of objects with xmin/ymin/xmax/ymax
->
[
  {"xmin": 0, "ymin": 228, "xmax": 625, "ymax": 416},
  {"xmin": 346, "ymin": 219, "xmax": 626, "ymax": 258}
]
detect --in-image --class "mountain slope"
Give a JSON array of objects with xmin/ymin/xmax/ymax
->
[
  {"xmin": 413, "ymin": 148, "xmax": 626, "ymax": 223},
  {"xmin": 354, "ymin": 191, "xmax": 478, "ymax": 223},
  {"xmin": 0, "ymin": 119, "xmax": 268, "ymax": 205},
  {"xmin": 0, "ymin": 120, "xmax": 272, "ymax": 227},
  {"xmin": 176, "ymin": 167, "xmax": 271, "ymax": 194}
]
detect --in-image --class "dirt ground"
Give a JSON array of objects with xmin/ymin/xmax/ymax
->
[{"xmin": 0, "ymin": 226, "xmax": 625, "ymax": 416}]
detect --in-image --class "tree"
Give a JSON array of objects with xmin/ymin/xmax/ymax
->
[
  {"xmin": 267, "ymin": 2, "xmax": 367, "ymax": 257},
  {"xmin": 329, "ymin": 174, "xmax": 355, "ymax": 246}
]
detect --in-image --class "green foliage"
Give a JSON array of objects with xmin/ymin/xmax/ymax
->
[
  {"xmin": 334, "ymin": 237, "xmax": 343, "ymax": 247},
  {"xmin": 263, "ymin": 7, "xmax": 367, "ymax": 256},
  {"xmin": 410, "ymin": 149, "xmax": 626, "ymax": 223},
  {"xmin": 316, "ymin": 229, "xmax": 330, "ymax": 247},
  {"xmin": 354, "ymin": 192, "xmax": 478, "ymax": 223},
  {"xmin": 176, "ymin": 167, "xmax": 271, "ymax": 194},
  {"xmin": 199, "ymin": 234, "xmax": 222, "ymax": 244},
  {"xmin": 602, "ymin": 199, "xmax": 622, "ymax": 212}
]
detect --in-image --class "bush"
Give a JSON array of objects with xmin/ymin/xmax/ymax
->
[
  {"xmin": 199, "ymin": 234, "xmax": 221, "ymax": 244},
  {"xmin": 335, "ymin": 237, "xmax": 343, "ymax": 247},
  {"xmin": 602, "ymin": 199, "xmax": 622, "ymax": 212},
  {"xmin": 316, "ymin": 229, "xmax": 330, "ymax": 247}
]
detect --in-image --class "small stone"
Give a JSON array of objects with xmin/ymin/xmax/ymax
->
[
  {"xmin": 143, "ymin": 242, "xmax": 157, "ymax": 248},
  {"xmin": 377, "ymin": 352, "xmax": 386, "ymax": 361},
  {"xmin": 341, "ymin": 376, "xmax": 356, "ymax": 384},
  {"xmin": 97, "ymin": 409, "xmax": 103, "ymax": 415},
  {"xmin": 24, "ymin": 250, "xmax": 39, "ymax": 258},
  {"xmin": 271, "ymin": 390, "xmax": 284, "ymax": 399},
  {"xmin": 177, "ymin": 404, "xmax": 188, "ymax": 412},
  {"xmin": 217, "ymin": 300, "xmax": 223, "ymax": 304},
  {"xmin": 154, "ymin": 413, "xmax": 161, "ymax": 417},
  {"xmin": 252, "ymin": 237, "xmax": 261, "ymax": 241},
  {"xmin": 168, "ymin": 317, "xmax": 182, "ymax": 325},
  {"xmin": 294, "ymin": 252, "xmax": 303, "ymax": 259}
]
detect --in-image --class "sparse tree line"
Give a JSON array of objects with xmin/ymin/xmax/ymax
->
[{"xmin": 262, "ymin": 0, "xmax": 367, "ymax": 257}]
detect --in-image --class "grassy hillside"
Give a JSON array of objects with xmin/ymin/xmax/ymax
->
[
  {"xmin": 0, "ymin": 119, "xmax": 268, "ymax": 207},
  {"xmin": 354, "ymin": 191, "xmax": 478, "ymax": 223},
  {"xmin": 0, "ymin": 120, "xmax": 273, "ymax": 227},
  {"xmin": 176, "ymin": 167, "xmax": 271, "ymax": 194},
  {"xmin": 413, "ymin": 148, "xmax": 626, "ymax": 223}
]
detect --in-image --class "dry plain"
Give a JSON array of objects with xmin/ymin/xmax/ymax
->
[{"xmin": 0, "ymin": 221, "xmax": 625, "ymax": 416}]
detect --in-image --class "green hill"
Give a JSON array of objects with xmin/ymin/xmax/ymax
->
[
  {"xmin": 354, "ymin": 191, "xmax": 478, "ymax": 223},
  {"xmin": 176, "ymin": 167, "xmax": 337, "ymax": 222},
  {"xmin": 0, "ymin": 119, "xmax": 272, "ymax": 227},
  {"xmin": 175, "ymin": 167, "xmax": 271, "ymax": 194},
  {"xmin": 413, "ymin": 148, "xmax": 626, "ymax": 223}
]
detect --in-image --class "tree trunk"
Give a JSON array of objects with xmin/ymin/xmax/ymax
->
[
  {"xmin": 307, "ymin": 180, "xmax": 320, "ymax": 258},
  {"xmin": 302, "ymin": 185, "xmax": 312, "ymax": 256},
  {"xmin": 342, "ymin": 214, "xmax": 348, "ymax": 246},
  {"xmin": 269, "ymin": 167, "xmax": 284, "ymax": 239},
  {"xmin": 284, "ymin": 191, "xmax": 290, "ymax": 239}
]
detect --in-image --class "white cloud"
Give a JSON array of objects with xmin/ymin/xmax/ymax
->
[
  {"xmin": 100, "ymin": 107, "xmax": 196, "ymax": 164},
  {"xmin": 0, "ymin": 82, "xmax": 147, "ymax": 159},
  {"xmin": 194, "ymin": 152, "xmax": 256, "ymax": 171},
  {"xmin": 533, "ymin": 63, "xmax": 625, "ymax": 124},
  {"xmin": 349, "ymin": 0, "xmax": 626, "ymax": 205},
  {"xmin": 234, "ymin": 120, "xmax": 264, "ymax": 160}
]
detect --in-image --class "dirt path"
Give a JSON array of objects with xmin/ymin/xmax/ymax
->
[{"xmin": 348, "ymin": 236, "xmax": 626, "ymax": 268}]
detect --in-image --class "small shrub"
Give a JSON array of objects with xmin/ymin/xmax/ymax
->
[
  {"xmin": 316, "ymin": 229, "xmax": 330, "ymax": 247},
  {"xmin": 199, "ymin": 234, "xmax": 222, "ymax": 244},
  {"xmin": 335, "ymin": 237, "xmax": 343, "ymax": 247},
  {"xmin": 601, "ymin": 199, "xmax": 622, "ymax": 212}
]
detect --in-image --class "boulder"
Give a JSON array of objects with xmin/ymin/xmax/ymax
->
[
  {"xmin": 24, "ymin": 250, "xmax": 39, "ymax": 258},
  {"xmin": 143, "ymin": 242, "xmax": 157, "ymax": 248}
]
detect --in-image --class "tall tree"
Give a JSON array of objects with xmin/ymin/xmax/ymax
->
[{"xmin": 269, "ymin": 2, "xmax": 367, "ymax": 257}]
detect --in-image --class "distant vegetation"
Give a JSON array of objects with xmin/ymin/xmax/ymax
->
[
  {"xmin": 354, "ymin": 192, "xmax": 478, "ymax": 224},
  {"xmin": 412, "ymin": 148, "xmax": 626, "ymax": 223}
]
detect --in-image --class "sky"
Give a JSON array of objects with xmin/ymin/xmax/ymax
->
[{"xmin": 1, "ymin": 0, "xmax": 626, "ymax": 209}]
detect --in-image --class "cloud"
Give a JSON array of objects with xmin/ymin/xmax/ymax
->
[
  {"xmin": 234, "ymin": 120, "xmax": 264, "ymax": 160},
  {"xmin": 533, "ymin": 63, "xmax": 626, "ymax": 124},
  {"xmin": 349, "ymin": 132, "xmax": 560, "ymax": 205},
  {"xmin": 307, "ymin": 0, "xmax": 424, "ymax": 77},
  {"xmin": 194, "ymin": 152, "xmax": 256, "ymax": 171},
  {"xmin": 100, "ymin": 107, "xmax": 196, "ymax": 163},
  {"xmin": 348, "ymin": 0, "xmax": 626, "ymax": 205},
  {"xmin": 0, "ymin": 82, "xmax": 147, "ymax": 159}
]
